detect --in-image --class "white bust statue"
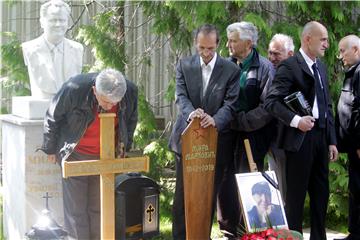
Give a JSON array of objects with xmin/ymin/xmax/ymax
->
[{"xmin": 22, "ymin": 0, "xmax": 83, "ymax": 99}]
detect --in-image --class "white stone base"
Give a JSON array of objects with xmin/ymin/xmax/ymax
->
[
  {"xmin": 12, "ymin": 96, "xmax": 50, "ymax": 119},
  {"xmin": 1, "ymin": 114, "xmax": 63, "ymax": 239}
]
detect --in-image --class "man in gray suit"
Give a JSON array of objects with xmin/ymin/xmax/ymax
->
[{"xmin": 168, "ymin": 24, "xmax": 240, "ymax": 239}]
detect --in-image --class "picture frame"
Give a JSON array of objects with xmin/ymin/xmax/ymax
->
[{"xmin": 235, "ymin": 171, "xmax": 288, "ymax": 232}]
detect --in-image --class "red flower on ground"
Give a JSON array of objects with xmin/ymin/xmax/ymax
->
[{"xmin": 240, "ymin": 228, "xmax": 302, "ymax": 240}]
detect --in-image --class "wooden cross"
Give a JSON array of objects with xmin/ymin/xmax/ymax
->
[{"xmin": 62, "ymin": 113, "xmax": 149, "ymax": 240}]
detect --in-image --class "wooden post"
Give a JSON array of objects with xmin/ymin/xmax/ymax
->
[
  {"xmin": 62, "ymin": 113, "xmax": 149, "ymax": 240},
  {"xmin": 244, "ymin": 139, "xmax": 258, "ymax": 172},
  {"xmin": 181, "ymin": 118, "xmax": 218, "ymax": 239}
]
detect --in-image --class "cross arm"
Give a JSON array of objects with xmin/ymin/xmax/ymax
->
[{"xmin": 62, "ymin": 156, "xmax": 150, "ymax": 178}]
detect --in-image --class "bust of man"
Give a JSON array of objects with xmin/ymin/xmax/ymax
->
[{"xmin": 22, "ymin": 0, "xmax": 83, "ymax": 99}]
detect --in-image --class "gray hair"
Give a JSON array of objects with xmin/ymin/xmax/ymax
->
[
  {"xmin": 95, "ymin": 69, "xmax": 127, "ymax": 103},
  {"xmin": 270, "ymin": 33, "xmax": 295, "ymax": 53},
  {"xmin": 341, "ymin": 34, "xmax": 360, "ymax": 49},
  {"xmin": 226, "ymin": 21, "xmax": 258, "ymax": 46},
  {"xmin": 40, "ymin": 0, "xmax": 70, "ymax": 19}
]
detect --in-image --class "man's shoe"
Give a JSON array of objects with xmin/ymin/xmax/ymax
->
[{"xmin": 221, "ymin": 230, "xmax": 237, "ymax": 240}]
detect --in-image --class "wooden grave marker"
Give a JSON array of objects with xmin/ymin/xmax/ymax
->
[
  {"xmin": 62, "ymin": 113, "xmax": 149, "ymax": 240},
  {"xmin": 181, "ymin": 117, "xmax": 218, "ymax": 239}
]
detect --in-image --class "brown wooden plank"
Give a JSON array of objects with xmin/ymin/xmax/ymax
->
[
  {"xmin": 62, "ymin": 157, "xmax": 150, "ymax": 178},
  {"xmin": 99, "ymin": 113, "xmax": 116, "ymax": 240},
  {"xmin": 101, "ymin": 173, "xmax": 115, "ymax": 240},
  {"xmin": 181, "ymin": 117, "xmax": 218, "ymax": 239},
  {"xmin": 244, "ymin": 139, "xmax": 258, "ymax": 172}
]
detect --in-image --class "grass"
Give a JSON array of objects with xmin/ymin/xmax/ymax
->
[
  {"xmin": 151, "ymin": 177, "xmax": 224, "ymax": 239},
  {"xmin": 152, "ymin": 207, "xmax": 224, "ymax": 240}
]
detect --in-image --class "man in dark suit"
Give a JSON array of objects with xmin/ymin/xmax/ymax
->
[
  {"xmin": 265, "ymin": 21, "xmax": 338, "ymax": 239},
  {"xmin": 168, "ymin": 24, "xmax": 240, "ymax": 239}
]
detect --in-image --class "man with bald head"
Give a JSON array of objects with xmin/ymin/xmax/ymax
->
[
  {"xmin": 265, "ymin": 21, "xmax": 338, "ymax": 239},
  {"xmin": 336, "ymin": 35, "xmax": 360, "ymax": 240}
]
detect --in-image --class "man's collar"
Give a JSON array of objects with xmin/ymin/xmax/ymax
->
[
  {"xmin": 300, "ymin": 48, "xmax": 316, "ymax": 67},
  {"xmin": 345, "ymin": 61, "xmax": 360, "ymax": 75},
  {"xmin": 241, "ymin": 49, "xmax": 254, "ymax": 67},
  {"xmin": 200, "ymin": 52, "xmax": 217, "ymax": 69}
]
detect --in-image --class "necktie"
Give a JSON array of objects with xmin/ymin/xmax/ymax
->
[{"xmin": 312, "ymin": 63, "xmax": 326, "ymax": 128}]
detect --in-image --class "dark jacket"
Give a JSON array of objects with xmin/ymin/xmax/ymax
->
[
  {"xmin": 229, "ymin": 49, "xmax": 275, "ymax": 163},
  {"xmin": 123, "ymin": 79, "xmax": 138, "ymax": 151},
  {"xmin": 229, "ymin": 49, "xmax": 275, "ymax": 132},
  {"xmin": 247, "ymin": 204, "xmax": 285, "ymax": 229},
  {"xmin": 336, "ymin": 62, "xmax": 360, "ymax": 152},
  {"xmin": 168, "ymin": 54, "xmax": 240, "ymax": 155},
  {"xmin": 265, "ymin": 52, "xmax": 336, "ymax": 151},
  {"xmin": 40, "ymin": 72, "xmax": 138, "ymax": 162}
]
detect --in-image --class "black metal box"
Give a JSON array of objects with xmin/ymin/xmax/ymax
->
[{"xmin": 115, "ymin": 173, "xmax": 160, "ymax": 239}]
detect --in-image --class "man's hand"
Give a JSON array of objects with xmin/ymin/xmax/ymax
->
[
  {"xmin": 356, "ymin": 149, "xmax": 360, "ymax": 159},
  {"xmin": 188, "ymin": 108, "xmax": 205, "ymax": 121},
  {"xmin": 116, "ymin": 142, "xmax": 125, "ymax": 158},
  {"xmin": 329, "ymin": 145, "xmax": 338, "ymax": 162},
  {"xmin": 200, "ymin": 113, "xmax": 216, "ymax": 128},
  {"xmin": 48, "ymin": 154, "xmax": 57, "ymax": 164},
  {"xmin": 298, "ymin": 116, "xmax": 315, "ymax": 132}
]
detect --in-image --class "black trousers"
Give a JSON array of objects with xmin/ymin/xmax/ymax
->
[
  {"xmin": 347, "ymin": 150, "xmax": 360, "ymax": 239},
  {"xmin": 268, "ymin": 146, "xmax": 287, "ymax": 203},
  {"xmin": 172, "ymin": 131, "xmax": 239, "ymax": 239},
  {"xmin": 285, "ymin": 126, "xmax": 329, "ymax": 240},
  {"xmin": 62, "ymin": 151, "xmax": 100, "ymax": 240},
  {"xmin": 216, "ymin": 131, "xmax": 240, "ymax": 237}
]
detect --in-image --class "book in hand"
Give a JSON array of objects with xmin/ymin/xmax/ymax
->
[{"xmin": 284, "ymin": 91, "xmax": 312, "ymax": 116}]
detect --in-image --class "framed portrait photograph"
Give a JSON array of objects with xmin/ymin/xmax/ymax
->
[{"xmin": 235, "ymin": 171, "xmax": 288, "ymax": 232}]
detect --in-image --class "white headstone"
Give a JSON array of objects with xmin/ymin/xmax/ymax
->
[{"xmin": 1, "ymin": 114, "xmax": 64, "ymax": 239}]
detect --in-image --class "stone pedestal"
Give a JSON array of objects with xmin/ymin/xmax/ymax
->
[
  {"xmin": 12, "ymin": 96, "xmax": 50, "ymax": 119},
  {"xmin": 1, "ymin": 111, "xmax": 63, "ymax": 239}
]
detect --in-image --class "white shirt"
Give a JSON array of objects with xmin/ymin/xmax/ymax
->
[
  {"xmin": 187, "ymin": 53, "xmax": 218, "ymax": 122},
  {"xmin": 200, "ymin": 53, "xmax": 217, "ymax": 96},
  {"xmin": 290, "ymin": 48, "xmax": 321, "ymax": 128}
]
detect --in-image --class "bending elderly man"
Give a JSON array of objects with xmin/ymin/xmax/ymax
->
[{"xmin": 40, "ymin": 68, "xmax": 131, "ymax": 239}]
